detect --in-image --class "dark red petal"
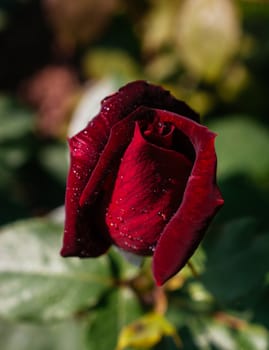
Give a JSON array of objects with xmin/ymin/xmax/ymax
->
[
  {"xmin": 106, "ymin": 123, "xmax": 193, "ymax": 255},
  {"xmin": 60, "ymin": 127, "xmax": 111, "ymax": 257},
  {"xmin": 100, "ymin": 80, "xmax": 200, "ymax": 126},
  {"xmin": 62, "ymin": 108, "xmax": 142, "ymax": 257},
  {"xmin": 79, "ymin": 113, "xmax": 137, "ymax": 207},
  {"xmin": 151, "ymin": 109, "xmax": 224, "ymax": 285}
]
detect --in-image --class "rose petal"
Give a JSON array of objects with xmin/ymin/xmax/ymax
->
[
  {"xmin": 100, "ymin": 80, "xmax": 200, "ymax": 126},
  {"xmin": 62, "ymin": 108, "xmax": 149, "ymax": 257},
  {"xmin": 106, "ymin": 122, "xmax": 193, "ymax": 255},
  {"xmin": 79, "ymin": 113, "xmax": 137, "ymax": 207},
  {"xmin": 60, "ymin": 125, "xmax": 111, "ymax": 256},
  {"xmin": 151, "ymin": 109, "xmax": 224, "ymax": 285}
]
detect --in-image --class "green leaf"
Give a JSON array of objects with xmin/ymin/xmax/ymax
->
[
  {"xmin": 108, "ymin": 248, "xmax": 141, "ymax": 281},
  {"xmin": 0, "ymin": 219, "xmax": 112, "ymax": 322},
  {"xmin": 202, "ymin": 218, "xmax": 269, "ymax": 305},
  {"xmin": 236, "ymin": 323, "xmax": 269, "ymax": 350},
  {"xmin": 39, "ymin": 143, "xmax": 68, "ymax": 184},
  {"xmin": 188, "ymin": 316, "xmax": 269, "ymax": 350},
  {"xmin": 86, "ymin": 288, "xmax": 143, "ymax": 350},
  {"xmin": 0, "ymin": 319, "xmax": 88, "ymax": 350},
  {"xmin": 0, "ymin": 96, "xmax": 33, "ymax": 141},
  {"xmin": 188, "ymin": 316, "xmax": 237, "ymax": 350},
  {"xmin": 214, "ymin": 174, "xmax": 269, "ymax": 224},
  {"xmin": 208, "ymin": 116, "xmax": 269, "ymax": 180},
  {"xmin": 0, "ymin": 96, "xmax": 34, "ymax": 190}
]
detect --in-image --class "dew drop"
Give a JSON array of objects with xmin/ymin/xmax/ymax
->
[
  {"xmin": 157, "ymin": 211, "xmax": 167, "ymax": 221},
  {"xmin": 115, "ymin": 198, "xmax": 123, "ymax": 205},
  {"xmin": 105, "ymin": 212, "xmax": 112, "ymax": 219},
  {"xmin": 168, "ymin": 177, "xmax": 177, "ymax": 185},
  {"xmin": 134, "ymin": 236, "xmax": 144, "ymax": 243},
  {"xmin": 150, "ymin": 245, "xmax": 156, "ymax": 252}
]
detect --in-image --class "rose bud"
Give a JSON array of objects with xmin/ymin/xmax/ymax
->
[{"xmin": 60, "ymin": 81, "xmax": 224, "ymax": 285}]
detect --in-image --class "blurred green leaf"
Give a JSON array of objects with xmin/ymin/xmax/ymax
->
[
  {"xmin": 39, "ymin": 143, "xmax": 68, "ymax": 184},
  {"xmin": 188, "ymin": 317, "xmax": 269, "ymax": 350},
  {"xmin": 215, "ymin": 174, "xmax": 269, "ymax": 224},
  {"xmin": 236, "ymin": 323, "xmax": 269, "ymax": 350},
  {"xmin": 82, "ymin": 49, "xmax": 140, "ymax": 82},
  {"xmin": 0, "ymin": 219, "xmax": 112, "ymax": 322},
  {"xmin": 0, "ymin": 96, "xmax": 34, "ymax": 188},
  {"xmin": 188, "ymin": 316, "xmax": 237, "ymax": 350},
  {"xmin": 0, "ymin": 147, "xmax": 27, "ymax": 191},
  {"xmin": 202, "ymin": 218, "xmax": 269, "ymax": 305},
  {"xmin": 208, "ymin": 116, "xmax": 269, "ymax": 180},
  {"xmin": 252, "ymin": 286, "xmax": 269, "ymax": 329},
  {"xmin": 0, "ymin": 96, "xmax": 33, "ymax": 141},
  {"xmin": 175, "ymin": 0, "xmax": 241, "ymax": 82},
  {"xmin": 0, "ymin": 319, "xmax": 88, "ymax": 350},
  {"xmin": 87, "ymin": 288, "xmax": 143, "ymax": 350},
  {"xmin": 108, "ymin": 248, "xmax": 141, "ymax": 281}
]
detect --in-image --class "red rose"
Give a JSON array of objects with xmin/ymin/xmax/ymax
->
[{"xmin": 61, "ymin": 81, "xmax": 224, "ymax": 285}]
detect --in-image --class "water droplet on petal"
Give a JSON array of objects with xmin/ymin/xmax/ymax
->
[
  {"xmin": 149, "ymin": 245, "xmax": 156, "ymax": 252},
  {"xmin": 157, "ymin": 211, "xmax": 167, "ymax": 221}
]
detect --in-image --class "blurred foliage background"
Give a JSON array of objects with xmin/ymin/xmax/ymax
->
[{"xmin": 0, "ymin": 0, "xmax": 269, "ymax": 349}]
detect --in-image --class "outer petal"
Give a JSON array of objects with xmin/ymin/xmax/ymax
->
[
  {"xmin": 61, "ymin": 81, "xmax": 199, "ymax": 257},
  {"xmin": 99, "ymin": 80, "xmax": 199, "ymax": 126},
  {"xmin": 61, "ymin": 128, "xmax": 112, "ymax": 257},
  {"xmin": 106, "ymin": 123, "xmax": 193, "ymax": 255},
  {"xmin": 151, "ymin": 109, "xmax": 224, "ymax": 285}
]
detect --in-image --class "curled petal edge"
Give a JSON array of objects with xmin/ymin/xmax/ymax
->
[{"xmin": 151, "ymin": 109, "xmax": 224, "ymax": 285}]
